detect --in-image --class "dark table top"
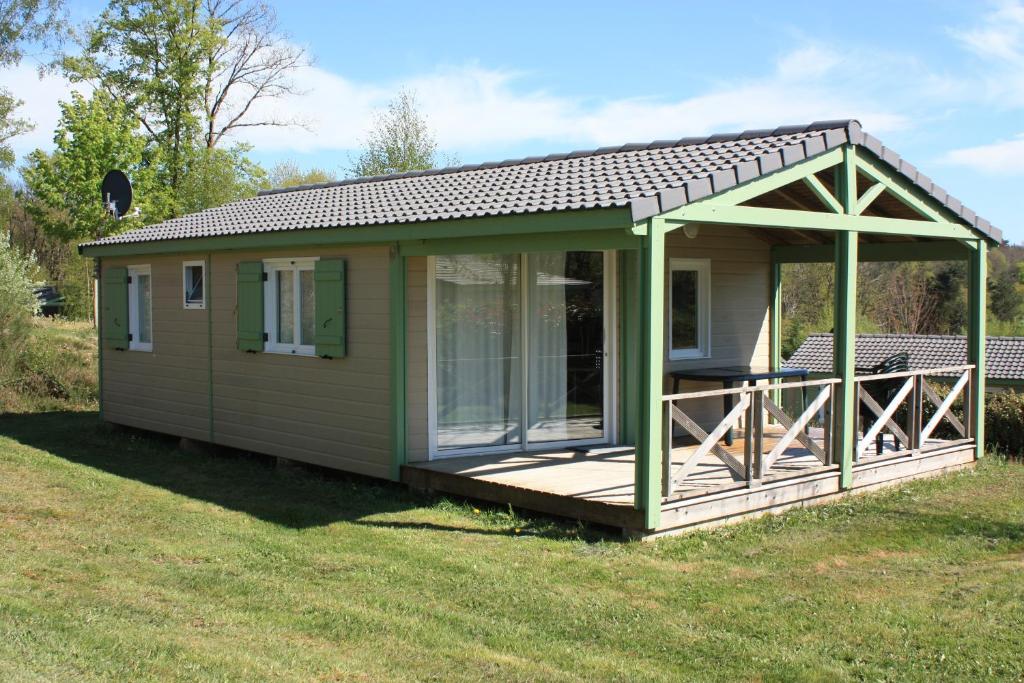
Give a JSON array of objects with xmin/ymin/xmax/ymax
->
[{"xmin": 668, "ymin": 366, "xmax": 809, "ymax": 383}]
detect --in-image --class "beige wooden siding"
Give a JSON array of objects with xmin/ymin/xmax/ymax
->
[
  {"xmin": 102, "ymin": 246, "xmax": 393, "ymax": 479},
  {"xmin": 399, "ymin": 232, "xmax": 769, "ymax": 459},
  {"xmin": 664, "ymin": 226, "xmax": 771, "ymax": 429},
  {"xmin": 101, "ymin": 255, "xmax": 210, "ymax": 440},
  {"xmin": 405, "ymin": 256, "xmax": 430, "ymax": 463},
  {"xmin": 210, "ymin": 246, "xmax": 391, "ymax": 478}
]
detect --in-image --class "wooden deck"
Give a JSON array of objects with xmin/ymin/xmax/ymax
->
[{"xmin": 401, "ymin": 425, "xmax": 977, "ymax": 536}]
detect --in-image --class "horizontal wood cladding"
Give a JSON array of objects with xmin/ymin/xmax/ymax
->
[
  {"xmin": 664, "ymin": 226, "xmax": 772, "ymax": 429},
  {"xmin": 101, "ymin": 254, "xmax": 210, "ymax": 439},
  {"xmin": 210, "ymin": 246, "xmax": 392, "ymax": 473},
  {"xmin": 102, "ymin": 245, "xmax": 393, "ymax": 477}
]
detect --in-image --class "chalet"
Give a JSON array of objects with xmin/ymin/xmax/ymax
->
[{"xmin": 80, "ymin": 120, "xmax": 998, "ymax": 537}]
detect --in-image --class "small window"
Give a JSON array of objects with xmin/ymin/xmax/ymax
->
[
  {"xmin": 128, "ymin": 265, "xmax": 153, "ymax": 352},
  {"xmin": 668, "ymin": 258, "xmax": 710, "ymax": 360},
  {"xmin": 183, "ymin": 260, "xmax": 205, "ymax": 309},
  {"xmin": 263, "ymin": 258, "xmax": 317, "ymax": 355}
]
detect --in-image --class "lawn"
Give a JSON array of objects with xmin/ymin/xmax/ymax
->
[{"xmin": 0, "ymin": 409, "xmax": 1022, "ymax": 681}]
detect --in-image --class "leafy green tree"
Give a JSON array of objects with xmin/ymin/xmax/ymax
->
[
  {"xmin": 0, "ymin": 91, "xmax": 31, "ymax": 170},
  {"xmin": 60, "ymin": 0, "xmax": 304, "ymax": 215},
  {"xmin": 0, "ymin": 234, "xmax": 39, "ymax": 378},
  {"xmin": 0, "ymin": 0, "xmax": 67, "ymax": 168},
  {"xmin": 351, "ymin": 89, "xmax": 454, "ymax": 177},
  {"xmin": 21, "ymin": 91, "xmax": 160, "ymax": 242},
  {"xmin": 989, "ymin": 269, "xmax": 1023, "ymax": 323},
  {"xmin": 177, "ymin": 143, "xmax": 266, "ymax": 214},
  {"xmin": 61, "ymin": 0, "xmax": 212, "ymax": 200},
  {"xmin": 0, "ymin": 0, "xmax": 66, "ymax": 65},
  {"xmin": 266, "ymin": 160, "xmax": 337, "ymax": 189}
]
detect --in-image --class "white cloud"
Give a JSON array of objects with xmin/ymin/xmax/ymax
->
[
  {"xmin": 953, "ymin": 0, "xmax": 1024, "ymax": 64},
  {"xmin": 943, "ymin": 134, "xmax": 1024, "ymax": 173},
  {"xmin": 0, "ymin": 62, "xmax": 82, "ymax": 159},
  {"xmin": 233, "ymin": 45, "xmax": 911, "ymax": 155},
  {"xmin": 0, "ymin": 40, "xmax": 944, "ymax": 164},
  {"xmin": 950, "ymin": 1, "xmax": 1024, "ymax": 107}
]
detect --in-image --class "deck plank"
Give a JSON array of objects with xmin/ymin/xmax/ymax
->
[{"xmin": 402, "ymin": 428, "xmax": 974, "ymax": 534}]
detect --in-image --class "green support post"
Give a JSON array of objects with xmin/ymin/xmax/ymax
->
[
  {"xmin": 967, "ymin": 240, "xmax": 987, "ymax": 459},
  {"xmin": 207, "ymin": 253, "xmax": 214, "ymax": 444},
  {"xmin": 636, "ymin": 219, "xmax": 665, "ymax": 529},
  {"xmin": 389, "ymin": 246, "xmax": 407, "ymax": 481},
  {"xmin": 833, "ymin": 145, "xmax": 859, "ymax": 488},
  {"xmin": 96, "ymin": 257, "xmax": 103, "ymax": 421},
  {"xmin": 770, "ymin": 260, "xmax": 782, "ymax": 411}
]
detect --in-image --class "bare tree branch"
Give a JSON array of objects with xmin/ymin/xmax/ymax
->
[{"xmin": 202, "ymin": 0, "xmax": 308, "ymax": 148}]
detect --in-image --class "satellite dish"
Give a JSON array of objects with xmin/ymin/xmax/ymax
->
[{"xmin": 101, "ymin": 170, "xmax": 133, "ymax": 218}]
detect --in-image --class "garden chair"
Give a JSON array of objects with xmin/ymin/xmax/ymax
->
[{"xmin": 856, "ymin": 351, "xmax": 910, "ymax": 455}]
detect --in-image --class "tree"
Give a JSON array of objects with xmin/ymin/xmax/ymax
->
[
  {"xmin": 61, "ymin": 0, "xmax": 211, "ymax": 199},
  {"xmin": 201, "ymin": 0, "xmax": 307, "ymax": 148},
  {"xmin": 21, "ymin": 91, "xmax": 158, "ymax": 243},
  {"xmin": 266, "ymin": 160, "xmax": 336, "ymax": 189},
  {"xmin": 0, "ymin": 0, "xmax": 66, "ymax": 65},
  {"xmin": 176, "ymin": 142, "xmax": 266, "ymax": 214},
  {"xmin": 60, "ymin": 0, "xmax": 305, "ymax": 212},
  {"xmin": 0, "ymin": 234, "xmax": 40, "ymax": 379},
  {"xmin": 0, "ymin": 0, "xmax": 67, "ymax": 168},
  {"xmin": 0, "ymin": 90, "xmax": 31, "ymax": 170},
  {"xmin": 351, "ymin": 89, "xmax": 454, "ymax": 177},
  {"xmin": 989, "ymin": 269, "xmax": 1023, "ymax": 322}
]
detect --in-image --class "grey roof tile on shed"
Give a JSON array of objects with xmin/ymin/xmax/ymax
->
[
  {"xmin": 81, "ymin": 119, "xmax": 1002, "ymax": 249},
  {"xmin": 783, "ymin": 333, "xmax": 1024, "ymax": 381}
]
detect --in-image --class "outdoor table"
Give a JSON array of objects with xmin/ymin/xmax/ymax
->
[{"xmin": 668, "ymin": 366, "xmax": 810, "ymax": 446}]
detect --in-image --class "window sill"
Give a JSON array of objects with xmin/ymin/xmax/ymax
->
[
  {"xmin": 668, "ymin": 351, "xmax": 710, "ymax": 362},
  {"xmin": 263, "ymin": 347, "xmax": 316, "ymax": 357},
  {"xmin": 128, "ymin": 345, "xmax": 153, "ymax": 353}
]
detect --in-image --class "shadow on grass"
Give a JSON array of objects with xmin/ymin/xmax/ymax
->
[{"xmin": 0, "ymin": 410, "xmax": 609, "ymax": 540}]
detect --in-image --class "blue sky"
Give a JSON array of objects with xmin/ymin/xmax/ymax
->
[{"xmin": 4, "ymin": 0, "xmax": 1024, "ymax": 241}]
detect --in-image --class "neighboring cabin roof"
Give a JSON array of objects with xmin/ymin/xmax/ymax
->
[
  {"xmin": 783, "ymin": 333, "xmax": 1024, "ymax": 381},
  {"xmin": 81, "ymin": 119, "xmax": 1002, "ymax": 250}
]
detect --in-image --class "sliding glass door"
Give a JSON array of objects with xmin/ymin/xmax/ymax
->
[
  {"xmin": 526, "ymin": 251, "xmax": 606, "ymax": 444},
  {"xmin": 432, "ymin": 254, "xmax": 523, "ymax": 452},
  {"xmin": 430, "ymin": 250, "xmax": 612, "ymax": 456}
]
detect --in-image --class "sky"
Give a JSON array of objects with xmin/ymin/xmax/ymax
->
[{"xmin": 3, "ymin": 0, "xmax": 1024, "ymax": 242}]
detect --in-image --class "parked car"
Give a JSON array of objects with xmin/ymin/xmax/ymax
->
[{"xmin": 32, "ymin": 285, "xmax": 65, "ymax": 317}]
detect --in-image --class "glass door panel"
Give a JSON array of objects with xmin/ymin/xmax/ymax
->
[
  {"xmin": 527, "ymin": 251, "xmax": 605, "ymax": 444},
  {"xmin": 434, "ymin": 254, "xmax": 522, "ymax": 451}
]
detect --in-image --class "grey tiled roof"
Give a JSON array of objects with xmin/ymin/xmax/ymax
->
[
  {"xmin": 783, "ymin": 333, "xmax": 1024, "ymax": 381},
  {"xmin": 81, "ymin": 119, "xmax": 1001, "ymax": 249}
]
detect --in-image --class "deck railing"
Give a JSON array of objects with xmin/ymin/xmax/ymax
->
[{"xmin": 660, "ymin": 365, "xmax": 976, "ymax": 498}]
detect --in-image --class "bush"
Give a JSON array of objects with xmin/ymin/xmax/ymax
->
[
  {"xmin": 0, "ymin": 236, "xmax": 40, "ymax": 377},
  {"xmin": 0, "ymin": 318, "xmax": 98, "ymax": 412},
  {"xmin": 985, "ymin": 390, "xmax": 1024, "ymax": 456}
]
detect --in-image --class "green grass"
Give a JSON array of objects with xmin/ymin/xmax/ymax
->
[
  {"xmin": 0, "ymin": 410, "xmax": 1022, "ymax": 681},
  {"xmin": 0, "ymin": 318, "xmax": 98, "ymax": 413}
]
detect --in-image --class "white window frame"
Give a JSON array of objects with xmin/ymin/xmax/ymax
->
[
  {"xmin": 263, "ymin": 257, "xmax": 318, "ymax": 356},
  {"xmin": 182, "ymin": 260, "xmax": 206, "ymax": 309},
  {"xmin": 127, "ymin": 264, "xmax": 153, "ymax": 352},
  {"xmin": 668, "ymin": 257, "xmax": 711, "ymax": 360}
]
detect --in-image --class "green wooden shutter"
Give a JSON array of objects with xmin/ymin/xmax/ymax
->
[
  {"xmin": 314, "ymin": 258, "xmax": 346, "ymax": 359},
  {"xmin": 101, "ymin": 266, "xmax": 130, "ymax": 350},
  {"xmin": 237, "ymin": 261, "xmax": 264, "ymax": 352}
]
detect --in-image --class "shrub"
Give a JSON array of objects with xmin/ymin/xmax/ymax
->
[
  {"xmin": 985, "ymin": 390, "xmax": 1024, "ymax": 456},
  {"xmin": 0, "ymin": 236, "xmax": 40, "ymax": 376}
]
